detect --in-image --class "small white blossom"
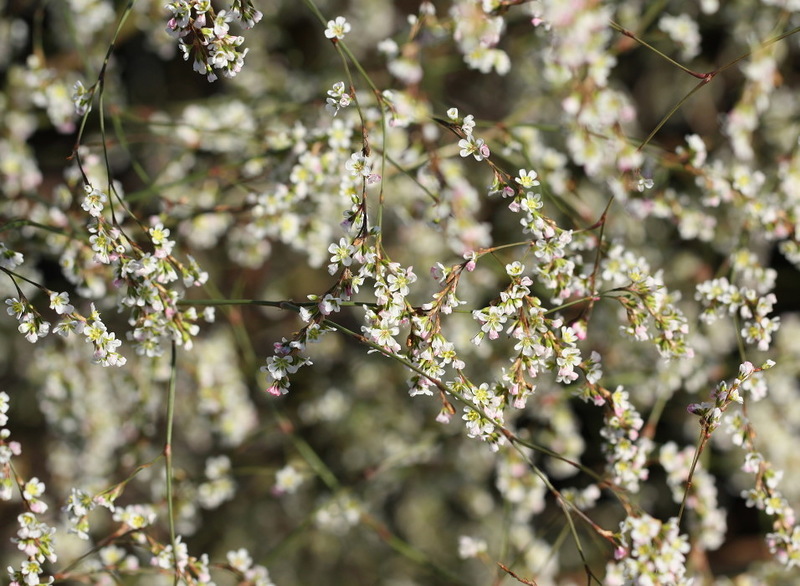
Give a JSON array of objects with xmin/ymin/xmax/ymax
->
[
  {"xmin": 274, "ymin": 465, "xmax": 304, "ymax": 494},
  {"xmin": 325, "ymin": 16, "xmax": 351, "ymax": 40},
  {"xmin": 48, "ymin": 292, "xmax": 73, "ymax": 315},
  {"xmin": 81, "ymin": 184, "xmax": 107, "ymax": 217},
  {"xmin": 515, "ymin": 169, "xmax": 540, "ymax": 189}
]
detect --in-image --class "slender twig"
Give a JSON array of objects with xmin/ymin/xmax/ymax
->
[
  {"xmin": 610, "ymin": 20, "xmax": 800, "ymax": 151},
  {"xmin": 609, "ymin": 20, "xmax": 704, "ymax": 78}
]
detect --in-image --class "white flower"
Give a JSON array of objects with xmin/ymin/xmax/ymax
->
[
  {"xmin": 325, "ymin": 81, "xmax": 351, "ymax": 115},
  {"xmin": 0, "ymin": 244, "xmax": 24, "ymax": 269},
  {"xmin": 515, "ymin": 169, "xmax": 540, "ymax": 189},
  {"xmin": 328, "ymin": 237, "xmax": 355, "ymax": 267},
  {"xmin": 49, "ymin": 292, "xmax": 74, "ymax": 315},
  {"xmin": 81, "ymin": 185, "xmax": 107, "ymax": 217},
  {"xmin": 227, "ymin": 548, "xmax": 253, "ymax": 572},
  {"xmin": 458, "ymin": 135, "xmax": 489, "ymax": 161},
  {"xmin": 658, "ymin": 14, "xmax": 701, "ymax": 61},
  {"xmin": 461, "ymin": 114, "xmax": 476, "ymax": 135},
  {"xmin": 325, "ymin": 16, "xmax": 351, "ymax": 40},
  {"xmin": 275, "ymin": 465, "xmax": 304, "ymax": 494},
  {"xmin": 458, "ymin": 535, "xmax": 488, "ymax": 559},
  {"xmin": 345, "ymin": 152, "xmax": 371, "ymax": 177}
]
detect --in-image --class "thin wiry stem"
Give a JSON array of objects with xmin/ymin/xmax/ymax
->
[
  {"xmin": 165, "ymin": 341, "xmax": 178, "ymax": 585},
  {"xmin": 610, "ymin": 20, "xmax": 800, "ymax": 151}
]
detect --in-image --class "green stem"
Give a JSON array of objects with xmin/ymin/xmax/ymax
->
[
  {"xmin": 612, "ymin": 20, "xmax": 800, "ymax": 152},
  {"xmin": 678, "ymin": 425, "xmax": 708, "ymax": 526},
  {"xmin": 201, "ymin": 279, "xmax": 259, "ymax": 372},
  {"xmin": 715, "ymin": 25, "xmax": 800, "ymax": 75},
  {"xmin": 609, "ymin": 20, "xmax": 703, "ymax": 78},
  {"xmin": 165, "ymin": 341, "xmax": 178, "ymax": 585},
  {"xmin": 72, "ymin": 0, "xmax": 135, "ymax": 171},
  {"xmin": 636, "ymin": 77, "xmax": 709, "ymax": 151}
]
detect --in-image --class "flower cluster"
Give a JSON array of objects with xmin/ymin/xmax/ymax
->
[
  {"xmin": 605, "ymin": 514, "xmax": 692, "ymax": 585},
  {"xmin": 314, "ymin": 493, "xmax": 362, "ymax": 535},
  {"xmin": 194, "ymin": 330, "xmax": 257, "ymax": 446},
  {"xmin": 695, "ymin": 361, "xmax": 800, "ymax": 567},
  {"xmin": 20, "ymin": 54, "xmax": 79, "ymax": 134},
  {"xmin": 450, "ymin": 108, "xmax": 491, "ymax": 162},
  {"xmin": 610, "ymin": 260, "xmax": 693, "ymax": 359},
  {"xmin": 150, "ymin": 536, "xmax": 212, "ymax": 584},
  {"xmin": 687, "ymin": 360, "xmax": 773, "ymax": 433},
  {"xmin": 261, "ymin": 337, "xmax": 317, "ymax": 397},
  {"xmin": 471, "ymin": 259, "xmax": 584, "ymax": 409},
  {"xmin": 361, "ymin": 257, "xmax": 417, "ymax": 352},
  {"xmin": 0, "ymin": 392, "xmax": 16, "ymax": 502},
  {"xmin": 7, "ymin": 512, "xmax": 57, "ymax": 586},
  {"xmin": 457, "ymin": 380, "xmax": 507, "ymax": 451},
  {"xmin": 166, "ymin": 0, "xmax": 262, "ymax": 82},
  {"xmin": 659, "ymin": 14, "xmax": 702, "ymax": 61},
  {"xmin": 598, "ymin": 386, "xmax": 652, "ymax": 493},
  {"xmin": 197, "ymin": 455, "xmax": 236, "ymax": 509},
  {"xmin": 63, "ymin": 488, "xmax": 98, "ymax": 541},
  {"xmin": 325, "ymin": 81, "xmax": 352, "ymax": 116},
  {"xmin": 91, "ymin": 209, "xmax": 209, "ymax": 357},
  {"xmin": 2, "ymin": 398, "xmax": 50, "ymax": 586},
  {"xmin": 6, "ymin": 296, "xmax": 50, "ymax": 343},
  {"xmin": 2, "ymin": 392, "xmax": 57, "ymax": 586},
  {"xmin": 451, "ymin": 1, "xmax": 510, "ymax": 74},
  {"xmin": 696, "ymin": 273, "xmax": 779, "ymax": 351},
  {"xmin": 226, "ymin": 548, "xmax": 276, "ymax": 586}
]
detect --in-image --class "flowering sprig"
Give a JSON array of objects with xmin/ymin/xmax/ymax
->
[
  {"xmin": 605, "ymin": 514, "xmax": 692, "ymax": 585},
  {"xmin": 261, "ymin": 336, "xmax": 317, "ymax": 397},
  {"xmin": 660, "ymin": 442, "xmax": 727, "ymax": 550},
  {"xmin": 686, "ymin": 360, "xmax": 800, "ymax": 568},
  {"xmin": 450, "ymin": 2, "xmax": 511, "ymax": 74},
  {"xmin": 1, "ymin": 398, "xmax": 55, "ymax": 586},
  {"xmin": 165, "ymin": 0, "xmax": 260, "ymax": 82},
  {"xmin": 87, "ymin": 208, "xmax": 209, "ymax": 357},
  {"xmin": 71, "ymin": 80, "xmax": 94, "ymax": 116},
  {"xmin": 325, "ymin": 81, "xmax": 352, "ymax": 116},
  {"xmin": 6, "ymin": 296, "xmax": 50, "ymax": 344},
  {"xmin": 696, "ymin": 276, "xmax": 780, "ymax": 351},
  {"xmin": 2, "ymin": 391, "xmax": 57, "ymax": 586},
  {"xmin": 227, "ymin": 548, "xmax": 276, "ymax": 585},
  {"xmin": 457, "ymin": 380, "xmax": 508, "ymax": 451},
  {"xmin": 63, "ymin": 489, "xmax": 97, "ymax": 540},
  {"xmin": 687, "ymin": 360, "xmax": 773, "ymax": 432},
  {"xmin": 599, "ymin": 386, "xmax": 652, "ymax": 493},
  {"xmin": 336, "ymin": 252, "xmax": 420, "ymax": 377},
  {"xmin": 611, "ymin": 267, "xmax": 693, "ymax": 360},
  {"xmin": 228, "ymin": 0, "xmax": 263, "ymax": 29}
]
